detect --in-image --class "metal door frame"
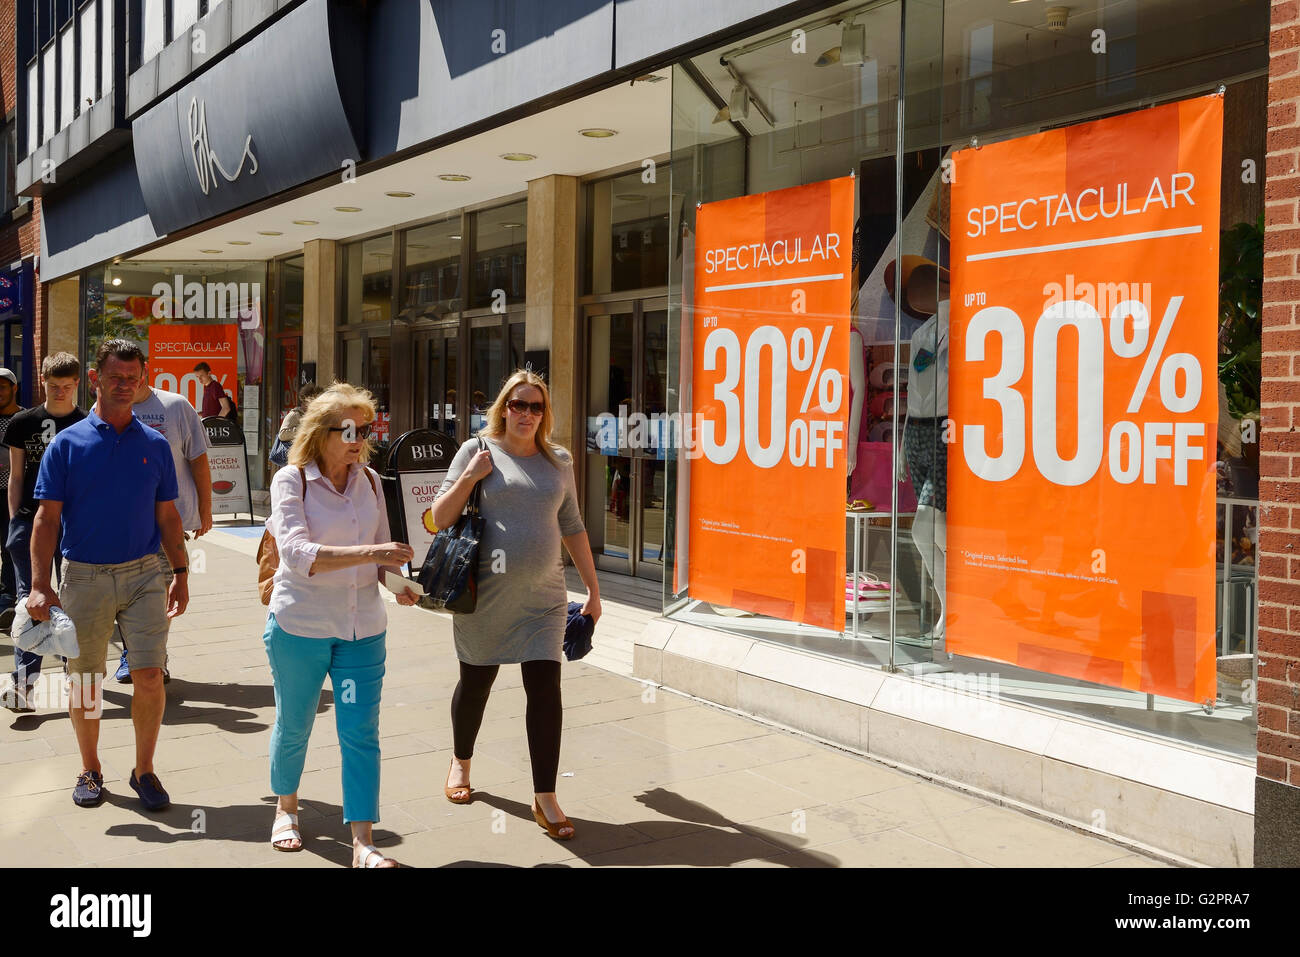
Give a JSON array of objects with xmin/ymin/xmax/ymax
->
[{"xmin": 581, "ymin": 295, "xmax": 668, "ymax": 579}]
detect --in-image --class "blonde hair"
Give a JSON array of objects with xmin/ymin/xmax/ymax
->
[
  {"xmin": 480, "ymin": 369, "xmax": 566, "ymax": 468},
  {"xmin": 289, "ymin": 381, "xmax": 377, "ymax": 467}
]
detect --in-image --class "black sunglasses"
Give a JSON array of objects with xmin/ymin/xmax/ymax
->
[
  {"xmin": 506, "ymin": 399, "xmax": 545, "ymax": 416},
  {"xmin": 329, "ymin": 423, "xmax": 373, "ymax": 440}
]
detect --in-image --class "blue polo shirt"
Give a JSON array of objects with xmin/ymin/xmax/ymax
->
[{"xmin": 34, "ymin": 410, "xmax": 180, "ymax": 564}]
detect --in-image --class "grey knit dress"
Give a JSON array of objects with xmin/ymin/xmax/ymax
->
[{"xmin": 435, "ymin": 436, "xmax": 586, "ymax": 665}]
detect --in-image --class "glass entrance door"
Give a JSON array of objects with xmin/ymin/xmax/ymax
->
[
  {"xmin": 584, "ymin": 298, "xmax": 667, "ymax": 580},
  {"xmin": 413, "ymin": 327, "xmax": 459, "ymax": 436}
]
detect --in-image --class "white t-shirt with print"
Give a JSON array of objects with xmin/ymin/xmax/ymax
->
[{"xmin": 133, "ymin": 387, "xmax": 209, "ymax": 530}]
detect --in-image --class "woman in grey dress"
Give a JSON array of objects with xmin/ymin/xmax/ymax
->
[{"xmin": 431, "ymin": 370, "xmax": 601, "ymax": 840}]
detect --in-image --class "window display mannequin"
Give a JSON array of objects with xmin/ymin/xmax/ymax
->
[
  {"xmin": 901, "ymin": 291, "xmax": 949, "ymax": 639},
  {"xmin": 847, "ymin": 327, "xmax": 865, "ymax": 478}
]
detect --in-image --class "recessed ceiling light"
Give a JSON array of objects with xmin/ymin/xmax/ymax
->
[
  {"xmin": 200, "ymin": 249, "xmax": 222, "ymax": 254},
  {"xmin": 334, "ymin": 206, "xmax": 362, "ymax": 212},
  {"xmin": 257, "ymin": 230, "xmax": 283, "ymax": 236},
  {"xmin": 450, "ymin": 234, "xmax": 462, "ymax": 240},
  {"xmin": 227, "ymin": 240, "xmax": 252, "ymax": 245},
  {"xmin": 500, "ymin": 152, "xmax": 536, "ymax": 162},
  {"xmin": 580, "ymin": 128, "xmax": 617, "ymax": 138},
  {"xmin": 438, "ymin": 174, "xmax": 471, "ymax": 182},
  {"xmin": 632, "ymin": 73, "xmax": 667, "ymax": 84},
  {"xmin": 501, "ymin": 222, "xmax": 523, "ymax": 228},
  {"xmin": 385, "ymin": 190, "xmax": 415, "ymax": 198},
  {"xmin": 111, "ymin": 277, "xmax": 122, "ymax": 286},
  {"xmin": 293, "ymin": 220, "xmax": 319, "ymax": 226}
]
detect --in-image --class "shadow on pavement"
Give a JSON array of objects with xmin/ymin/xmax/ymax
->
[
  {"xmin": 6, "ymin": 682, "xmax": 332, "ymax": 735},
  {"xmin": 449, "ymin": 788, "xmax": 840, "ymax": 868},
  {"xmin": 101, "ymin": 794, "xmax": 402, "ymax": 868}
]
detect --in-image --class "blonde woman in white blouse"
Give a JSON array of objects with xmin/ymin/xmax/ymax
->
[{"xmin": 262, "ymin": 383, "xmax": 419, "ymax": 868}]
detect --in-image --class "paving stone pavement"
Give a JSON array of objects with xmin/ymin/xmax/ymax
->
[{"xmin": 0, "ymin": 528, "xmax": 1170, "ymax": 868}]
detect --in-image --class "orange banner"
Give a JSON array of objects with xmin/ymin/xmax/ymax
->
[
  {"xmin": 688, "ymin": 177, "xmax": 853, "ymax": 631},
  {"xmin": 147, "ymin": 323, "xmax": 239, "ymax": 413},
  {"xmin": 948, "ymin": 95, "xmax": 1222, "ymax": 704}
]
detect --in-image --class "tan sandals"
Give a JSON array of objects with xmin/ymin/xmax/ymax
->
[
  {"xmin": 533, "ymin": 801, "xmax": 576, "ymax": 840},
  {"xmin": 444, "ymin": 761, "xmax": 472, "ymax": 804}
]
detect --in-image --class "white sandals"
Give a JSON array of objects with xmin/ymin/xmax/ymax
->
[
  {"xmin": 353, "ymin": 843, "xmax": 399, "ymax": 868},
  {"xmin": 271, "ymin": 810, "xmax": 302, "ymax": 852}
]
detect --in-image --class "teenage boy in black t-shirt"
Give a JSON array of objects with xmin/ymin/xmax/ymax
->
[{"xmin": 0, "ymin": 353, "xmax": 84, "ymax": 712}]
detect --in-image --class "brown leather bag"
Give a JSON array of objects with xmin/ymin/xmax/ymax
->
[
  {"xmin": 257, "ymin": 467, "xmax": 306, "ymax": 605},
  {"xmin": 256, "ymin": 466, "xmax": 380, "ymax": 605}
]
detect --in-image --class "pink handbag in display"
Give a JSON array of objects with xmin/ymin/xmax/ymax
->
[{"xmin": 849, "ymin": 441, "xmax": 919, "ymax": 512}]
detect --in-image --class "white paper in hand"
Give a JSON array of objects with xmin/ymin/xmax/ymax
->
[{"xmin": 384, "ymin": 571, "xmax": 425, "ymax": 597}]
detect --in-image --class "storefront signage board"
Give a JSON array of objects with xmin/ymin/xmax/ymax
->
[
  {"xmin": 202, "ymin": 416, "xmax": 254, "ymax": 522},
  {"xmin": 384, "ymin": 429, "xmax": 457, "ymax": 571},
  {"xmin": 130, "ymin": 0, "xmax": 365, "ymax": 236},
  {"xmin": 148, "ymin": 323, "xmax": 239, "ymax": 414},
  {"xmin": 687, "ymin": 176, "xmax": 853, "ymax": 631},
  {"xmin": 948, "ymin": 95, "xmax": 1223, "ymax": 704}
]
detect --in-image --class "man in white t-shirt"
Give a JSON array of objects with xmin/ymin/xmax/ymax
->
[{"xmin": 113, "ymin": 377, "xmax": 213, "ymax": 682}]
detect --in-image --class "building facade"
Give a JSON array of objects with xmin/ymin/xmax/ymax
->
[
  {"xmin": 2, "ymin": 0, "xmax": 39, "ymax": 404},
  {"xmin": 9, "ymin": 0, "xmax": 1295, "ymax": 865}
]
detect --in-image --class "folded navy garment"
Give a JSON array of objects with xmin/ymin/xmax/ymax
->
[{"xmin": 564, "ymin": 601, "xmax": 595, "ymax": 661}]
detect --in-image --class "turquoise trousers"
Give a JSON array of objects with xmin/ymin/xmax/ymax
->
[{"xmin": 262, "ymin": 615, "xmax": 386, "ymax": 823}]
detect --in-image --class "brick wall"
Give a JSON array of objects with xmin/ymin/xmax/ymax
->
[
  {"xmin": 1258, "ymin": 0, "xmax": 1300, "ymax": 866},
  {"xmin": 0, "ymin": 0, "xmax": 46, "ymax": 397}
]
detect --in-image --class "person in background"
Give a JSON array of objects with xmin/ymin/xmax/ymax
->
[
  {"xmin": 277, "ymin": 383, "xmax": 324, "ymax": 446},
  {"xmin": 0, "ymin": 353, "xmax": 84, "ymax": 713},
  {"xmin": 27, "ymin": 339, "xmax": 187, "ymax": 810},
  {"xmin": 0, "ymin": 368, "xmax": 23, "ymax": 630},
  {"xmin": 193, "ymin": 362, "xmax": 232, "ymax": 419},
  {"xmin": 262, "ymin": 382, "xmax": 419, "ymax": 866},
  {"xmin": 432, "ymin": 370, "xmax": 601, "ymax": 841},
  {"xmin": 114, "ymin": 369, "xmax": 214, "ymax": 683},
  {"xmin": 270, "ymin": 383, "xmax": 323, "ymax": 468}
]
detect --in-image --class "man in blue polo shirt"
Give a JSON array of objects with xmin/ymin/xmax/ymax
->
[{"xmin": 27, "ymin": 339, "xmax": 190, "ymax": 810}]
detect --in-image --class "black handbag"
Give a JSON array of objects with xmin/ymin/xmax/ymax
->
[{"xmin": 417, "ymin": 438, "xmax": 486, "ymax": 613}]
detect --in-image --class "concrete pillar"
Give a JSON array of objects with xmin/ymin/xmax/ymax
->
[
  {"xmin": 526, "ymin": 175, "xmax": 580, "ymax": 454},
  {"xmin": 46, "ymin": 275, "xmax": 80, "ymax": 357},
  {"xmin": 303, "ymin": 239, "xmax": 337, "ymax": 384}
]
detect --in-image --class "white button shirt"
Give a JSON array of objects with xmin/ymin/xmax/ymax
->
[{"xmin": 266, "ymin": 461, "xmax": 391, "ymax": 640}]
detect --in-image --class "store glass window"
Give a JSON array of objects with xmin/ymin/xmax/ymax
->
[
  {"xmin": 279, "ymin": 256, "xmax": 304, "ymax": 331},
  {"xmin": 402, "ymin": 214, "xmax": 463, "ymax": 320},
  {"xmin": 83, "ymin": 260, "xmax": 270, "ymax": 486},
  {"xmin": 368, "ymin": 336, "xmax": 392, "ymax": 446},
  {"xmin": 343, "ymin": 235, "xmax": 394, "ymax": 325},
  {"xmin": 584, "ymin": 170, "xmax": 672, "ymax": 294},
  {"xmin": 665, "ymin": 0, "xmax": 1267, "ymax": 760},
  {"xmin": 469, "ymin": 201, "xmax": 526, "ymax": 310}
]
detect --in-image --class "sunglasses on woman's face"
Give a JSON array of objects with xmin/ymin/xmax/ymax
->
[
  {"xmin": 329, "ymin": 423, "xmax": 373, "ymax": 440},
  {"xmin": 506, "ymin": 399, "xmax": 545, "ymax": 416}
]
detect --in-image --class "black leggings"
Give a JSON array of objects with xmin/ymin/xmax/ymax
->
[{"xmin": 451, "ymin": 660, "xmax": 562, "ymax": 793}]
